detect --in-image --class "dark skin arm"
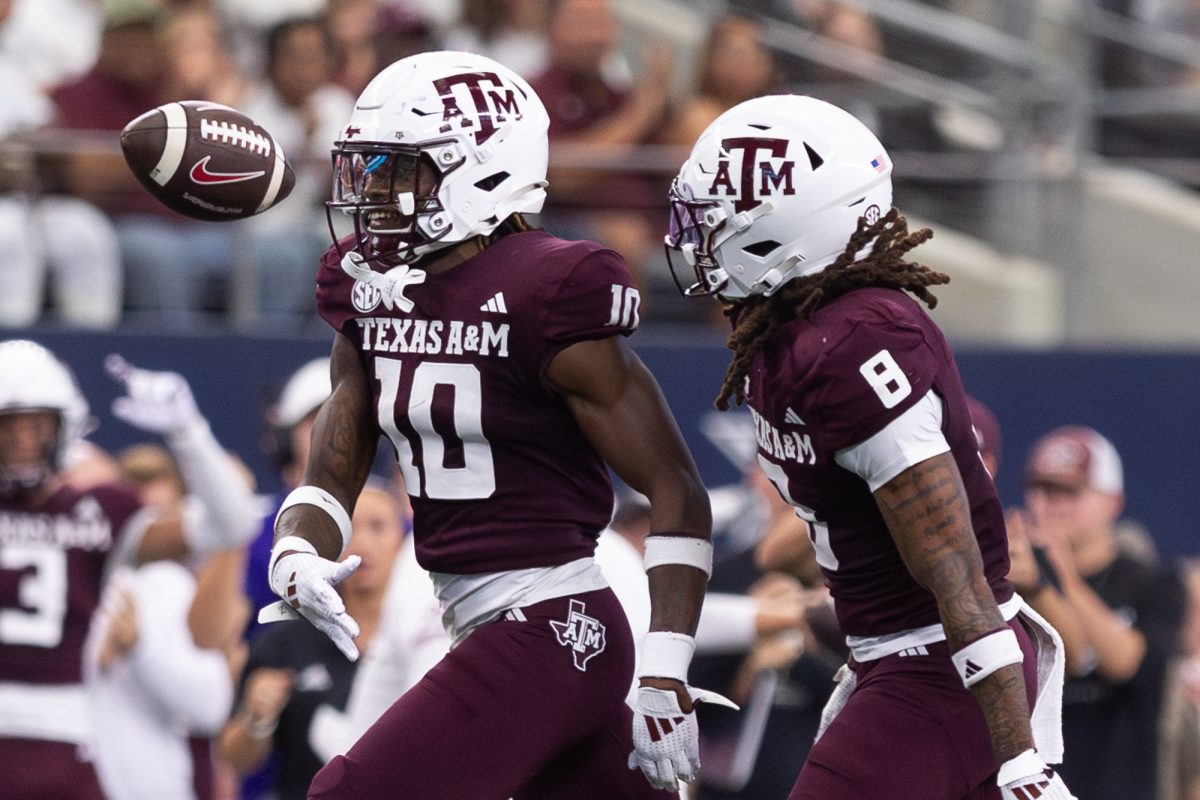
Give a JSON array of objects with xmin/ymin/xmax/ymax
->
[
  {"xmin": 274, "ymin": 333, "xmax": 378, "ymax": 558},
  {"xmin": 546, "ymin": 336, "xmax": 712, "ymax": 709},
  {"xmin": 874, "ymin": 451, "xmax": 1034, "ymax": 765}
]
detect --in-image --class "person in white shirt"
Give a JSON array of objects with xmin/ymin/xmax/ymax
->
[{"xmin": 88, "ymin": 560, "xmax": 235, "ymax": 800}]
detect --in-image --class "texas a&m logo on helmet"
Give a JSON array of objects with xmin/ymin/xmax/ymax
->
[
  {"xmin": 434, "ymin": 72, "xmax": 524, "ymax": 146},
  {"xmin": 706, "ymin": 137, "xmax": 798, "ymax": 213}
]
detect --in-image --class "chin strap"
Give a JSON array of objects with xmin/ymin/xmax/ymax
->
[{"xmin": 340, "ymin": 251, "xmax": 427, "ymax": 312}]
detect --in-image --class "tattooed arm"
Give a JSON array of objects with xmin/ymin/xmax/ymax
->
[
  {"xmin": 874, "ymin": 451, "xmax": 1034, "ymax": 764},
  {"xmin": 274, "ymin": 333, "xmax": 379, "ymax": 558}
]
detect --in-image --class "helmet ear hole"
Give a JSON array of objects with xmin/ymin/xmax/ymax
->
[
  {"xmin": 743, "ymin": 240, "xmax": 782, "ymax": 258},
  {"xmin": 804, "ymin": 142, "xmax": 824, "ymax": 170},
  {"xmin": 474, "ymin": 171, "xmax": 510, "ymax": 191}
]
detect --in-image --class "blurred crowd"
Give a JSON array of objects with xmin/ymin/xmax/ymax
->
[
  {"xmin": 2, "ymin": 338, "xmax": 1200, "ymax": 800},
  {"xmin": 2, "ymin": 0, "xmax": 1199, "ymax": 331}
]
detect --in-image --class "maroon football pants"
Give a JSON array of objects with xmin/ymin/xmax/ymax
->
[
  {"xmin": 789, "ymin": 615, "xmax": 1040, "ymax": 800},
  {"xmin": 309, "ymin": 588, "xmax": 676, "ymax": 800},
  {"xmin": 0, "ymin": 738, "xmax": 107, "ymax": 800}
]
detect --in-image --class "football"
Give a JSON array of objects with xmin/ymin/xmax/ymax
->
[{"xmin": 120, "ymin": 100, "xmax": 295, "ymax": 222}]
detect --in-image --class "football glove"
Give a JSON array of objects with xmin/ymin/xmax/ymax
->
[
  {"xmin": 998, "ymin": 749, "xmax": 1077, "ymax": 800},
  {"xmin": 266, "ymin": 536, "xmax": 362, "ymax": 661},
  {"xmin": 106, "ymin": 354, "xmax": 201, "ymax": 435},
  {"xmin": 628, "ymin": 683, "xmax": 738, "ymax": 792}
]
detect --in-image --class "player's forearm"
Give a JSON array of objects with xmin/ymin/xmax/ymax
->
[
  {"xmin": 968, "ymin": 662, "xmax": 1037, "ymax": 763},
  {"xmin": 646, "ymin": 563, "xmax": 707, "ymax": 636},
  {"xmin": 876, "ymin": 455, "xmax": 1035, "ymax": 762},
  {"xmin": 876, "ymin": 454, "xmax": 1009, "ymax": 651},
  {"xmin": 299, "ymin": 393, "xmax": 376, "ymax": 519},
  {"xmin": 935, "ymin": 573, "xmax": 1036, "ymax": 762}
]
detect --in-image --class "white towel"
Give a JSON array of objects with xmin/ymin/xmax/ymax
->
[
  {"xmin": 814, "ymin": 662, "xmax": 857, "ymax": 742},
  {"xmin": 1017, "ymin": 600, "xmax": 1066, "ymax": 764}
]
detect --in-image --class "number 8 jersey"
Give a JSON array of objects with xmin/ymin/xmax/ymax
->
[
  {"xmin": 317, "ymin": 230, "xmax": 641, "ymax": 575},
  {"xmin": 741, "ymin": 286, "xmax": 1013, "ymax": 640}
]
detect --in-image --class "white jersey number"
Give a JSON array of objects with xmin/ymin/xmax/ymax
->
[
  {"xmin": 376, "ymin": 357, "xmax": 497, "ymax": 500},
  {"xmin": 757, "ymin": 456, "xmax": 839, "ymax": 571},
  {"xmin": 859, "ymin": 349, "xmax": 912, "ymax": 409},
  {"xmin": 0, "ymin": 546, "xmax": 68, "ymax": 648}
]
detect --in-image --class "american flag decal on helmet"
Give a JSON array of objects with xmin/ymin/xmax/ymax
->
[{"xmin": 871, "ymin": 155, "xmax": 888, "ymax": 173}]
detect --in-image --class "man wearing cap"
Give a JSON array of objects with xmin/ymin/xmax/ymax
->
[{"xmin": 1008, "ymin": 426, "xmax": 1186, "ymax": 800}]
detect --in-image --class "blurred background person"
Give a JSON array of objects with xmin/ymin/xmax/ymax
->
[
  {"xmin": 244, "ymin": 356, "xmax": 332, "ymax": 645},
  {"xmin": 532, "ymin": 0, "xmax": 672, "ymax": 293},
  {"xmin": 307, "ymin": 472, "xmax": 448, "ymax": 763},
  {"xmin": 966, "ymin": 394, "xmax": 1003, "ymax": 478},
  {"xmin": 50, "ymin": 0, "xmax": 247, "ymax": 328},
  {"xmin": 0, "ymin": 0, "xmax": 121, "ymax": 329},
  {"xmin": 666, "ymin": 13, "xmax": 780, "ymax": 148},
  {"xmin": 1007, "ymin": 425, "xmax": 1186, "ymax": 800},
  {"xmin": 218, "ymin": 480, "xmax": 406, "ymax": 800},
  {"xmin": 86, "ymin": 442, "xmax": 252, "ymax": 800},
  {"xmin": 0, "ymin": 342, "xmax": 260, "ymax": 800},
  {"xmin": 444, "ymin": 0, "xmax": 550, "ymax": 79},
  {"xmin": 159, "ymin": 2, "xmax": 247, "ymax": 109},
  {"xmin": 238, "ymin": 14, "xmax": 354, "ymax": 330}
]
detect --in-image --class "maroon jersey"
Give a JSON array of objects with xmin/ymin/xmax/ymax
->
[
  {"xmin": 743, "ymin": 287, "xmax": 1012, "ymax": 638},
  {"xmin": 0, "ymin": 482, "xmax": 142, "ymax": 685},
  {"xmin": 317, "ymin": 230, "xmax": 641, "ymax": 574}
]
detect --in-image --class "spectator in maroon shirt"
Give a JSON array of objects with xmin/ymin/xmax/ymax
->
[
  {"xmin": 50, "ymin": 3, "xmax": 246, "ymax": 327},
  {"xmin": 531, "ymin": 0, "xmax": 673, "ymax": 292}
]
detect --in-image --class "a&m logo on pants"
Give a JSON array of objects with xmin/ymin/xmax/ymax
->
[{"xmin": 549, "ymin": 599, "xmax": 607, "ymax": 672}]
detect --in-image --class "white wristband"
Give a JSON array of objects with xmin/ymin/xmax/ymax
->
[
  {"xmin": 638, "ymin": 631, "xmax": 696, "ymax": 683},
  {"xmin": 997, "ymin": 748, "xmax": 1045, "ymax": 786},
  {"xmin": 952, "ymin": 628, "xmax": 1023, "ymax": 688},
  {"xmin": 268, "ymin": 535, "xmax": 317, "ymax": 576},
  {"xmin": 275, "ymin": 486, "xmax": 353, "ymax": 555},
  {"xmin": 643, "ymin": 535, "xmax": 713, "ymax": 577}
]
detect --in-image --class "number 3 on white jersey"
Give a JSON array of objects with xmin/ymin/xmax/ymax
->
[
  {"xmin": 375, "ymin": 357, "xmax": 496, "ymax": 500},
  {"xmin": 859, "ymin": 349, "xmax": 912, "ymax": 409}
]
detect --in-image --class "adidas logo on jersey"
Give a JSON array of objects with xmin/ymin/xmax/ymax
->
[
  {"xmin": 480, "ymin": 292, "xmax": 507, "ymax": 313},
  {"xmin": 963, "ymin": 659, "xmax": 983, "ymax": 678},
  {"xmin": 784, "ymin": 407, "xmax": 805, "ymax": 426}
]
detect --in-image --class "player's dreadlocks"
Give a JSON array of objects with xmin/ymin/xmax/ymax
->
[{"xmin": 714, "ymin": 208, "xmax": 946, "ymax": 410}]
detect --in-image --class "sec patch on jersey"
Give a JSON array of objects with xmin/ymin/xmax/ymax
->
[{"xmin": 120, "ymin": 100, "xmax": 295, "ymax": 221}]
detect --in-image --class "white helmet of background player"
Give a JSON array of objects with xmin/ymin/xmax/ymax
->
[
  {"xmin": 0, "ymin": 340, "xmax": 90, "ymax": 489},
  {"xmin": 276, "ymin": 357, "xmax": 331, "ymax": 428},
  {"xmin": 328, "ymin": 50, "xmax": 550, "ymax": 267},
  {"xmin": 665, "ymin": 95, "xmax": 893, "ymax": 301}
]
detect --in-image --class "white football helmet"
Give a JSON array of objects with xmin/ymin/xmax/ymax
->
[
  {"xmin": 0, "ymin": 340, "xmax": 90, "ymax": 489},
  {"xmin": 665, "ymin": 95, "xmax": 893, "ymax": 301},
  {"xmin": 327, "ymin": 50, "xmax": 549, "ymax": 267},
  {"xmin": 275, "ymin": 357, "xmax": 331, "ymax": 428}
]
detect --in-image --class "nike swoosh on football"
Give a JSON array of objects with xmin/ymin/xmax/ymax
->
[{"xmin": 189, "ymin": 156, "xmax": 266, "ymax": 185}]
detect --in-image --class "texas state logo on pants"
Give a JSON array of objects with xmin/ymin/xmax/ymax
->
[{"xmin": 549, "ymin": 598, "xmax": 607, "ymax": 671}]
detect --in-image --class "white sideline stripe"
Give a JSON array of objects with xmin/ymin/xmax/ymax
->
[
  {"xmin": 152, "ymin": 102, "xmax": 188, "ymax": 186},
  {"xmin": 257, "ymin": 142, "xmax": 288, "ymax": 213}
]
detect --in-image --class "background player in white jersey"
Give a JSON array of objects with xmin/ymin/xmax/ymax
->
[
  {"xmin": 664, "ymin": 95, "xmax": 1075, "ymax": 800},
  {"xmin": 0, "ymin": 340, "xmax": 260, "ymax": 800},
  {"xmin": 260, "ymin": 50, "xmax": 730, "ymax": 799}
]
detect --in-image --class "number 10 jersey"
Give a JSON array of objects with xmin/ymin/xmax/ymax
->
[{"xmin": 317, "ymin": 230, "xmax": 642, "ymax": 576}]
